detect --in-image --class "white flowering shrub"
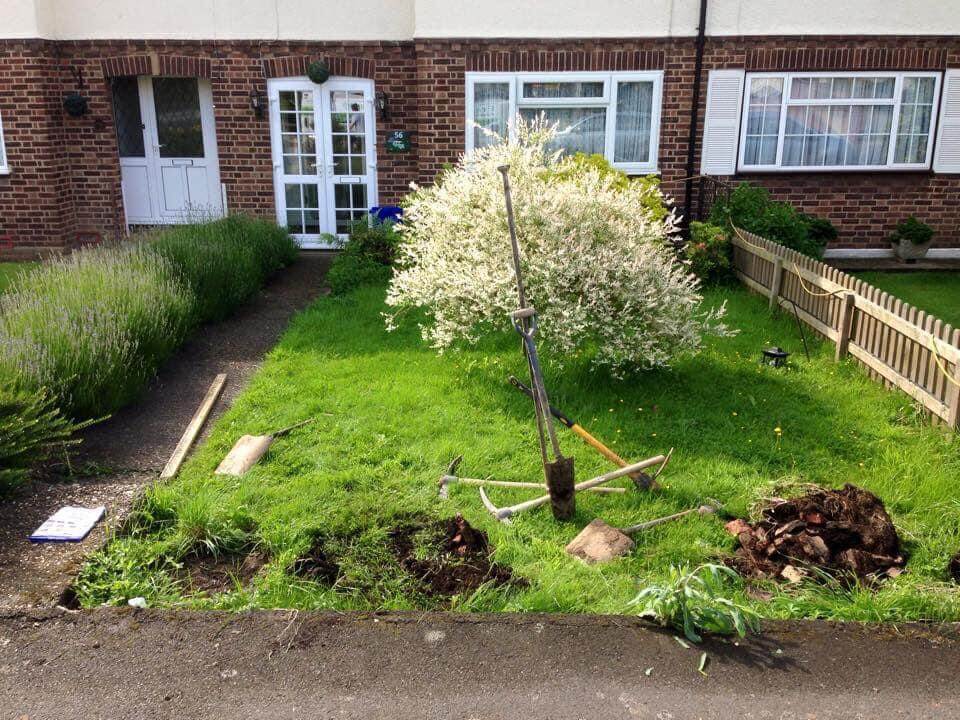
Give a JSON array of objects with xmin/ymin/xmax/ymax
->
[{"xmin": 385, "ymin": 120, "xmax": 728, "ymax": 374}]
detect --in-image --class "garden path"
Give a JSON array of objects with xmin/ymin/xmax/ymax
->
[{"xmin": 0, "ymin": 253, "xmax": 332, "ymax": 608}]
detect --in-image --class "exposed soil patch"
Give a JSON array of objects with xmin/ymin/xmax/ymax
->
[
  {"xmin": 293, "ymin": 538, "xmax": 341, "ymax": 585},
  {"xmin": 949, "ymin": 552, "xmax": 960, "ymax": 584},
  {"xmin": 390, "ymin": 514, "xmax": 522, "ymax": 599},
  {"xmin": 179, "ymin": 550, "xmax": 268, "ymax": 595},
  {"xmin": 728, "ymin": 484, "xmax": 905, "ymax": 585}
]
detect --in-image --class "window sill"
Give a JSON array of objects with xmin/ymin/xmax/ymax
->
[
  {"xmin": 736, "ymin": 166, "xmax": 933, "ymax": 175},
  {"xmin": 0, "ymin": 167, "xmax": 10, "ymax": 176}
]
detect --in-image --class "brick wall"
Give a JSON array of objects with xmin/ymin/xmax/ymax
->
[{"xmin": 0, "ymin": 35, "xmax": 958, "ymax": 257}]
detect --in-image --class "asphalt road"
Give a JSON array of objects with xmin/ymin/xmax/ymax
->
[{"xmin": 2, "ymin": 609, "xmax": 958, "ymax": 719}]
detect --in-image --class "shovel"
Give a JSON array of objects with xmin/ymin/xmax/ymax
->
[
  {"xmin": 499, "ymin": 165, "xmax": 575, "ymax": 520},
  {"xmin": 215, "ymin": 418, "xmax": 314, "ymax": 476},
  {"xmin": 565, "ymin": 503, "xmax": 720, "ymax": 564}
]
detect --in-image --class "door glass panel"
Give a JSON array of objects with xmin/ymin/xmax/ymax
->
[
  {"xmin": 152, "ymin": 78, "xmax": 204, "ymax": 158},
  {"xmin": 330, "ymin": 91, "xmax": 367, "ymax": 177},
  {"xmin": 333, "ymin": 182, "xmax": 368, "ymax": 233},
  {"xmin": 278, "ymin": 90, "xmax": 318, "ymax": 177},
  {"xmin": 112, "ymin": 77, "xmax": 145, "ymax": 158},
  {"xmin": 284, "ymin": 182, "xmax": 320, "ymax": 234}
]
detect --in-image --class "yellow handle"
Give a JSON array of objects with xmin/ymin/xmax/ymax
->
[{"xmin": 570, "ymin": 423, "xmax": 629, "ymax": 468}]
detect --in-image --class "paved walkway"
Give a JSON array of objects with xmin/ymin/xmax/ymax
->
[
  {"xmin": 2, "ymin": 609, "xmax": 958, "ymax": 719},
  {"xmin": 0, "ymin": 254, "xmax": 332, "ymax": 608}
]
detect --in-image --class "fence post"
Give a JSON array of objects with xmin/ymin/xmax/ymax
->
[
  {"xmin": 948, "ymin": 329, "xmax": 960, "ymax": 429},
  {"xmin": 768, "ymin": 257, "xmax": 784, "ymax": 311},
  {"xmin": 835, "ymin": 292, "xmax": 855, "ymax": 361}
]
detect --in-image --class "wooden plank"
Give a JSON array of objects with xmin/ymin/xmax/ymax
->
[
  {"xmin": 769, "ymin": 257, "xmax": 784, "ymax": 311},
  {"xmin": 947, "ymin": 328, "xmax": 960, "ymax": 428},
  {"xmin": 159, "ymin": 372, "xmax": 228, "ymax": 479},
  {"xmin": 835, "ymin": 292, "xmax": 855, "ymax": 361},
  {"xmin": 848, "ymin": 342, "xmax": 950, "ymax": 422}
]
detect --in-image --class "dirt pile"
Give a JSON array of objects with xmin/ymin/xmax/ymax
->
[
  {"xmin": 391, "ymin": 514, "xmax": 520, "ymax": 598},
  {"xmin": 728, "ymin": 484, "xmax": 905, "ymax": 584}
]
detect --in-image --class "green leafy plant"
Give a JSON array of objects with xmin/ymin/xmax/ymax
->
[
  {"xmin": 889, "ymin": 216, "xmax": 935, "ymax": 246},
  {"xmin": 548, "ymin": 153, "xmax": 670, "ymax": 222},
  {"xmin": 631, "ymin": 564, "xmax": 760, "ymax": 642},
  {"xmin": 0, "ymin": 382, "xmax": 86, "ymax": 494},
  {"xmin": 710, "ymin": 182, "xmax": 828, "ymax": 259},
  {"xmin": 801, "ymin": 214, "xmax": 839, "ymax": 247},
  {"xmin": 327, "ymin": 218, "xmax": 402, "ymax": 295},
  {"xmin": 685, "ymin": 221, "xmax": 732, "ymax": 284}
]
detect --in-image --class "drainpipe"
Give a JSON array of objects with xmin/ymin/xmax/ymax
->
[{"xmin": 682, "ymin": 0, "xmax": 708, "ymax": 232}]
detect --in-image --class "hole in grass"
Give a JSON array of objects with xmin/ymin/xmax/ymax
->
[
  {"xmin": 292, "ymin": 537, "xmax": 341, "ymax": 585},
  {"xmin": 388, "ymin": 514, "xmax": 524, "ymax": 600},
  {"xmin": 177, "ymin": 549, "xmax": 269, "ymax": 595}
]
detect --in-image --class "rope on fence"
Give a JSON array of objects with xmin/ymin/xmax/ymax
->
[
  {"xmin": 730, "ymin": 224, "xmax": 844, "ymax": 299},
  {"xmin": 929, "ymin": 337, "xmax": 960, "ymax": 389}
]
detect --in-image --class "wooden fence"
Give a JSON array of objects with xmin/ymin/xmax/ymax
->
[{"xmin": 731, "ymin": 227, "xmax": 960, "ymax": 428}]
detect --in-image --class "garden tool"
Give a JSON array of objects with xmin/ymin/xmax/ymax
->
[
  {"xmin": 438, "ymin": 456, "xmax": 624, "ymax": 500},
  {"xmin": 215, "ymin": 418, "xmax": 314, "ymax": 476},
  {"xmin": 479, "ymin": 454, "xmax": 668, "ymax": 524},
  {"xmin": 498, "ymin": 164, "xmax": 575, "ymax": 520},
  {"xmin": 508, "ymin": 375, "xmax": 661, "ymax": 490},
  {"xmin": 565, "ymin": 502, "xmax": 720, "ymax": 564}
]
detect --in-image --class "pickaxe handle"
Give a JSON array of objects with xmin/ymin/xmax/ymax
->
[{"xmin": 508, "ymin": 376, "xmax": 633, "ymax": 470}]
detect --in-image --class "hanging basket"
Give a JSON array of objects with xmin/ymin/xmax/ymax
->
[
  {"xmin": 306, "ymin": 60, "xmax": 331, "ymax": 85},
  {"xmin": 63, "ymin": 92, "xmax": 89, "ymax": 118}
]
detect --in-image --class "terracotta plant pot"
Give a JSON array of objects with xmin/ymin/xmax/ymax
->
[{"xmin": 893, "ymin": 237, "xmax": 932, "ymax": 261}]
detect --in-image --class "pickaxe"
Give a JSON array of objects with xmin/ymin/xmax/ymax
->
[
  {"xmin": 509, "ymin": 375, "xmax": 668, "ymax": 490},
  {"xmin": 438, "ymin": 456, "xmax": 624, "ymax": 500},
  {"xmin": 479, "ymin": 454, "xmax": 668, "ymax": 524}
]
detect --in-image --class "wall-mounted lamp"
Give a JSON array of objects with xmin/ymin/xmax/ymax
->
[
  {"xmin": 374, "ymin": 90, "xmax": 389, "ymax": 121},
  {"xmin": 249, "ymin": 89, "xmax": 266, "ymax": 119}
]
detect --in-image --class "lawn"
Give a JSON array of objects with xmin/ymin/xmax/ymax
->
[
  {"xmin": 77, "ymin": 283, "xmax": 960, "ymax": 621},
  {"xmin": 0, "ymin": 262, "xmax": 35, "ymax": 293},
  {"xmin": 855, "ymin": 271, "xmax": 960, "ymax": 328}
]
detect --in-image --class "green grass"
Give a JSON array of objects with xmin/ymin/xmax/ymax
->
[
  {"xmin": 856, "ymin": 271, "xmax": 960, "ymax": 328},
  {"xmin": 76, "ymin": 283, "xmax": 960, "ymax": 621},
  {"xmin": 0, "ymin": 262, "xmax": 36, "ymax": 293}
]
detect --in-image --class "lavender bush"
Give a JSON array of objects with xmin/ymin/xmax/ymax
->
[{"xmin": 0, "ymin": 216, "xmax": 297, "ymax": 420}]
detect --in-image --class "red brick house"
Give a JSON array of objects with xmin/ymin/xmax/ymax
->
[{"xmin": 1, "ymin": 0, "xmax": 958, "ymax": 257}]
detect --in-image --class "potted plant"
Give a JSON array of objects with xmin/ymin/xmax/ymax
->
[{"xmin": 890, "ymin": 216, "xmax": 935, "ymax": 261}]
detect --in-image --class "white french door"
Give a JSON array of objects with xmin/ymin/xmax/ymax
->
[
  {"xmin": 268, "ymin": 77, "xmax": 378, "ymax": 249},
  {"xmin": 113, "ymin": 76, "xmax": 223, "ymax": 225}
]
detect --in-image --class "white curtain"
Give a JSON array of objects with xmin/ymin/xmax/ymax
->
[
  {"xmin": 614, "ymin": 81, "xmax": 653, "ymax": 163},
  {"xmin": 520, "ymin": 107, "xmax": 607, "ymax": 156},
  {"xmin": 473, "ymin": 83, "xmax": 510, "ymax": 148}
]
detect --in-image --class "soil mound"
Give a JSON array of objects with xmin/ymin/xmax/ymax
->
[
  {"xmin": 728, "ymin": 484, "xmax": 904, "ymax": 584},
  {"xmin": 391, "ymin": 514, "xmax": 520, "ymax": 598}
]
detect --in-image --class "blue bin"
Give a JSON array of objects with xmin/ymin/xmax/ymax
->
[{"xmin": 369, "ymin": 205, "xmax": 403, "ymax": 224}]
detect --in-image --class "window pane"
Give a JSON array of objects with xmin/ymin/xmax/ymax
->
[
  {"xmin": 152, "ymin": 78, "xmax": 204, "ymax": 158},
  {"xmin": 472, "ymin": 83, "xmax": 510, "ymax": 148},
  {"xmin": 614, "ymin": 81, "xmax": 653, "ymax": 163},
  {"xmin": 519, "ymin": 107, "xmax": 606, "ymax": 156},
  {"xmin": 522, "ymin": 81, "xmax": 604, "ymax": 99},
  {"xmin": 744, "ymin": 77, "xmax": 783, "ymax": 166},
  {"xmin": 894, "ymin": 76, "xmax": 935, "ymax": 164},
  {"xmin": 111, "ymin": 77, "xmax": 145, "ymax": 158}
]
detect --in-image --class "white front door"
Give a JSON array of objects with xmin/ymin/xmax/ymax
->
[
  {"xmin": 268, "ymin": 77, "xmax": 378, "ymax": 249},
  {"xmin": 112, "ymin": 76, "xmax": 223, "ymax": 225}
]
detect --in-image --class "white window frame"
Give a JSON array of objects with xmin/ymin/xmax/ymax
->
[
  {"xmin": 738, "ymin": 70, "xmax": 942, "ymax": 173},
  {"xmin": 465, "ymin": 71, "xmax": 663, "ymax": 175},
  {"xmin": 0, "ymin": 111, "xmax": 8, "ymax": 174}
]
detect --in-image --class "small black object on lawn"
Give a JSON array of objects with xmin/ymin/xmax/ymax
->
[{"xmin": 761, "ymin": 346, "xmax": 790, "ymax": 368}]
